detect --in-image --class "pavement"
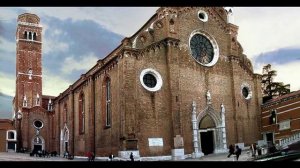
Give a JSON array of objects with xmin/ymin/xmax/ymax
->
[{"xmin": 0, "ymin": 150, "xmax": 254, "ymax": 162}]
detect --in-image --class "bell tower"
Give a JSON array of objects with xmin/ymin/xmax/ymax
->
[{"xmin": 15, "ymin": 13, "xmax": 43, "ymax": 111}]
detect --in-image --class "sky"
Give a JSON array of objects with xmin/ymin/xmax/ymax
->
[{"xmin": 1, "ymin": 7, "xmax": 300, "ymax": 119}]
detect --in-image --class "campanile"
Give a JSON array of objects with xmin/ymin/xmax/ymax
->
[{"xmin": 15, "ymin": 13, "xmax": 42, "ymax": 110}]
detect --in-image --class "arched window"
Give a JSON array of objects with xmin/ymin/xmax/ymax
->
[
  {"xmin": 79, "ymin": 92, "xmax": 85, "ymax": 134},
  {"xmin": 24, "ymin": 31, "xmax": 27, "ymax": 39},
  {"xmin": 105, "ymin": 77, "xmax": 111, "ymax": 127},
  {"xmin": 33, "ymin": 32, "xmax": 37, "ymax": 41},
  {"xmin": 29, "ymin": 32, "xmax": 32, "ymax": 40},
  {"xmin": 63, "ymin": 103, "xmax": 67, "ymax": 123},
  {"xmin": 9, "ymin": 132, "xmax": 14, "ymax": 139}
]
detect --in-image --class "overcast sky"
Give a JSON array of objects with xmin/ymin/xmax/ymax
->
[{"xmin": 1, "ymin": 7, "xmax": 300, "ymax": 118}]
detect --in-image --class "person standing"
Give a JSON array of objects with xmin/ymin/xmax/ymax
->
[{"xmin": 250, "ymin": 143, "xmax": 257, "ymax": 157}]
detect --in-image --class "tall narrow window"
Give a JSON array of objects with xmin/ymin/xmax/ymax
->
[
  {"xmin": 24, "ymin": 31, "xmax": 27, "ymax": 39},
  {"xmin": 106, "ymin": 78, "xmax": 111, "ymax": 127},
  {"xmin": 23, "ymin": 95, "xmax": 27, "ymax": 107},
  {"xmin": 33, "ymin": 32, "xmax": 37, "ymax": 41},
  {"xmin": 269, "ymin": 109, "xmax": 277, "ymax": 124},
  {"xmin": 51, "ymin": 116, "xmax": 55, "ymax": 138},
  {"xmin": 48, "ymin": 99, "xmax": 52, "ymax": 111},
  {"xmin": 29, "ymin": 32, "xmax": 32, "ymax": 40},
  {"xmin": 36, "ymin": 93, "xmax": 40, "ymax": 106},
  {"xmin": 79, "ymin": 92, "xmax": 85, "ymax": 134},
  {"xmin": 63, "ymin": 103, "xmax": 67, "ymax": 123}
]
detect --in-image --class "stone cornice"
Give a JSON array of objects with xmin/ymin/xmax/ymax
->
[{"xmin": 262, "ymin": 91, "xmax": 300, "ymax": 109}]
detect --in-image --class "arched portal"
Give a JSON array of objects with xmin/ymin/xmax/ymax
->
[
  {"xmin": 199, "ymin": 115, "xmax": 216, "ymax": 155},
  {"xmin": 196, "ymin": 105, "xmax": 225, "ymax": 155},
  {"xmin": 31, "ymin": 136, "xmax": 45, "ymax": 152},
  {"xmin": 60, "ymin": 124, "xmax": 70, "ymax": 155}
]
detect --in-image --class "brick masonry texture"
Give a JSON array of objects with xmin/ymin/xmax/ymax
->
[{"xmin": 13, "ymin": 8, "xmax": 263, "ymax": 157}]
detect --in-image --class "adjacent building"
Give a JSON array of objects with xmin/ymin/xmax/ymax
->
[
  {"xmin": 261, "ymin": 90, "xmax": 300, "ymax": 145},
  {"xmin": 0, "ymin": 119, "xmax": 16, "ymax": 152}
]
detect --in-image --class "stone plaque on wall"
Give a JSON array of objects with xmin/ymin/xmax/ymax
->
[
  {"xmin": 148, "ymin": 138, "xmax": 163, "ymax": 146},
  {"xmin": 174, "ymin": 135, "xmax": 184, "ymax": 148}
]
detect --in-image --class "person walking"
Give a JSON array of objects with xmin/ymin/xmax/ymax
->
[
  {"xmin": 130, "ymin": 152, "xmax": 134, "ymax": 162},
  {"xmin": 227, "ymin": 144, "xmax": 235, "ymax": 158},
  {"xmin": 86, "ymin": 151, "xmax": 92, "ymax": 161},
  {"xmin": 235, "ymin": 145, "xmax": 242, "ymax": 161}
]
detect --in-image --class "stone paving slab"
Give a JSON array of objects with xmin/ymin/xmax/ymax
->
[{"xmin": 0, "ymin": 150, "xmax": 253, "ymax": 162}]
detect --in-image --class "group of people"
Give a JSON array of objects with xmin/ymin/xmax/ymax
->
[{"xmin": 227, "ymin": 144, "xmax": 242, "ymax": 160}]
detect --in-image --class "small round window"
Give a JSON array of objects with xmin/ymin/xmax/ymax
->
[
  {"xmin": 242, "ymin": 87, "xmax": 249, "ymax": 98},
  {"xmin": 198, "ymin": 10, "xmax": 208, "ymax": 22},
  {"xmin": 241, "ymin": 83, "xmax": 252, "ymax": 100},
  {"xmin": 140, "ymin": 68, "xmax": 163, "ymax": 92},
  {"xmin": 143, "ymin": 74, "xmax": 157, "ymax": 88},
  {"xmin": 33, "ymin": 120, "xmax": 43, "ymax": 129}
]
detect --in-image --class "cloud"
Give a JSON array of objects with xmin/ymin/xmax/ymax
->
[
  {"xmin": 0, "ymin": 37, "xmax": 15, "ymax": 54},
  {"xmin": 43, "ymin": 38, "xmax": 69, "ymax": 54},
  {"xmin": 17, "ymin": 7, "xmax": 158, "ymax": 37},
  {"xmin": 254, "ymin": 48, "xmax": 300, "ymax": 68},
  {"xmin": 235, "ymin": 7, "xmax": 300, "ymax": 59},
  {"xmin": 0, "ymin": 92, "xmax": 13, "ymax": 119},
  {"xmin": 61, "ymin": 53, "xmax": 98, "ymax": 75},
  {"xmin": 42, "ymin": 69, "xmax": 72, "ymax": 97},
  {"xmin": 0, "ymin": 72, "xmax": 15, "ymax": 97}
]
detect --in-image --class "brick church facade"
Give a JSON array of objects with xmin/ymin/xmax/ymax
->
[{"xmin": 13, "ymin": 7, "xmax": 263, "ymax": 159}]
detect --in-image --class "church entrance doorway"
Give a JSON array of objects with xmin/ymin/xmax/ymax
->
[
  {"xmin": 33, "ymin": 145, "xmax": 42, "ymax": 152},
  {"xmin": 31, "ymin": 136, "xmax": 45, "ymax": 152},
  {"xmin": 199, "ymin": 115, "xmax": 216, "ymax": 155},
  {"xmin": 65, "ymin": 142, "xmax": 68, "ymax": 152},
  {"xmin": 200, "ymin": 130, "xmax": 214, "ymax": 155}
]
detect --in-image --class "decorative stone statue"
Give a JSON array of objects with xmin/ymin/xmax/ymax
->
[
  {"xmin": 221, "ymin": 103, "xmax": 225, "ymax": 113},
  {"xmin": 36, "ymin": 129, "xmax": 40, "ymax": 136},
  {"xmin": 206, "ymin": 90, "xmax": 211, "ymax": 104}
]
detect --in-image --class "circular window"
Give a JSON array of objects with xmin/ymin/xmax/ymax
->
[
  {"xmin": 198, "ymin": 10, "xmax": 208, "ymax": 22},
  {"xmin": 33, "ymin": 120, "xmax": 43, "ymax": 129},
  {"xmin": 242, "ymin": 87, "xmax": 249, "ymax": 98},
  {"xmin": 140, "ymin": 68, "xmax": 163, "ymax": 92},
  {"xmin": 143, "ymin": 74, "xmax": 157, "ymax": 88},
  {"xmin": 241, "ymin": 83, "xmax": 252, "ymax": 100},
  {"xmin": 189, "ymin": 30, "xmax": 219, "ymax": 67}
]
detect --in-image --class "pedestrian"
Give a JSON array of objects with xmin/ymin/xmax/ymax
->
[
  {"xmin": 130, "ymin": 152, "xmax": 134, "ymax": 162},
  {"xmin": 234, "ymin": 145, "xmax": 242, "ymax": 161},
  {"xmin": 227, "ymin": 144, "xmax": 235, "ymax": 158},
  {"xmin": 250, "ymin": 143, "xmax": 257, "ymax": 157},
  {"xmin": 86, "ymin": 151, "xmax": 92, "ymax": 161},
  {"xmin": 108, "ymin": 153, "xmax": 113, "ymax": 161},
  {"xmin": 63, "ymin": 150, "xmax": 69, "ymax": 158},
  {"xmin": 91, "ymin": 152, "xmax": 95, "ymax": 162}
]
